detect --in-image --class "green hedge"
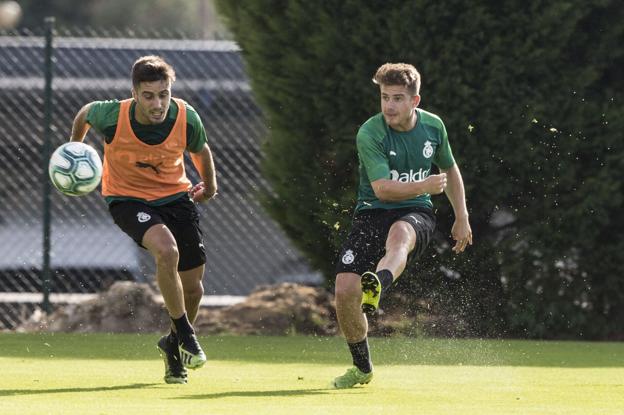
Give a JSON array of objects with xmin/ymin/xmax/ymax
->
[{"xmin": 216, "ymin": 0, "xmax": 624, "ymax": 339}]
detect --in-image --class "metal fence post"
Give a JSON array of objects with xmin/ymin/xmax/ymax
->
[{"xmin": 41, "ymin": 16, "xmax": 55, "ymax": 314}]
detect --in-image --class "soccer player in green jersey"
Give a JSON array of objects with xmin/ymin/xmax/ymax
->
[
  {"xmin": 69, "ymin": 56, "xmax": 217, "ymax": 384},
  {"xmin": 333, "ymin": 63, "xmax": 472, "ymax": 388}
]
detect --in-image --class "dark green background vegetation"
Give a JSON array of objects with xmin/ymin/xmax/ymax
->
[{"xmin": 216, "ymin": 0, "xmax": 624, "ymax": 340}]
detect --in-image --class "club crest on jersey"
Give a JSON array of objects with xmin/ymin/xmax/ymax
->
[
  {"xmin": 137, "ymin": 212, "xmax": 151, "ymax": 223},
  {"xmin": 342, "ymin": 249, "xmax": 355, "ymax": 265},
  {"xmin": 423, "ymin": 140, "xmax": 434, "ymax": 158}
]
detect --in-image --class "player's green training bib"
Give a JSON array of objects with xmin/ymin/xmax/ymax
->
[{"xmin": 355, "ymin": 108, "xmax": 455, "ymax": 212}]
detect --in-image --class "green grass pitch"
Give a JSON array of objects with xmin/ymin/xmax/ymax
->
[{"xmin": 0, "ymin": 333, "xmax": 622, "ymax": 414}]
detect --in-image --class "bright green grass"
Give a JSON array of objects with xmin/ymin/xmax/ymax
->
[{"xmin": 0, "ymin": 333, "xmax": 622, "ymax": 415}]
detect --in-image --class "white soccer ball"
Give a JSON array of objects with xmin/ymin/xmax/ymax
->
[{"xmin": 48, "ymin": 142, "xmax": 103, "ymax": 196}]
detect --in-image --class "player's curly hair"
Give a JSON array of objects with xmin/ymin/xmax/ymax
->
[
  {"xmin": 131, "ymin": 55, "xmax": 176, "ymax": 88},
  {"xmin": 373, "ymin": 63, "xmax": 421, "ymax": 96}
]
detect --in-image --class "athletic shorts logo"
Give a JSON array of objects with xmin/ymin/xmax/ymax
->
[
  {"xmin": 342, "ymin": 249, "xmax": 355, "ymax": 265},
  {"xmin": 137, "ymin": 212, "xmax": 151, "ymax": 223},
  {"xmin": 423, "ymin": 140, "xmax": 434, "ymax": 158}
]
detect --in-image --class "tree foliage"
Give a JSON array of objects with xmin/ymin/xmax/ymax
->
[{"xmin": 216, "ymin": 0, "xmax": 624, "ymax": 339}]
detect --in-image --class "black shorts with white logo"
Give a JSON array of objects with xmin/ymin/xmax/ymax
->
[
  {"xmin": 335, "ymin": 207, "xmax": 436, "ymax": 276},
  {"xmin": 108, "ymin": 196, "xmax": 206, "ymax": 271}
]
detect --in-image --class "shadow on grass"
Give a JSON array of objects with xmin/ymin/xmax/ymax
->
[
  {"xmin": 0, "ymin": 382, "xmax": 159, "ymax": 396},
  {"xmin": 172, "ymin": 388, "xmax": 359, "ymax": 400}
]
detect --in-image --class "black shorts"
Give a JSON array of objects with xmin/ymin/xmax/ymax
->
[
  {"xmin": 108, "ymin": 196, "xmax": 206, "ymax": 272},
  {"xmin": 335, "ymin": 207, "xmax": 436, "ymax": 276}
]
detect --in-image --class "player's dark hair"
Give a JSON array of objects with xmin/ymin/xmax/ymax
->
[
  {"xmin": 373, "ymin": 63, "xmax": 421, "ymax": 96},
  {"xmin": 131, "ymin": 55, "xmax": 176, "ymax": 89}
]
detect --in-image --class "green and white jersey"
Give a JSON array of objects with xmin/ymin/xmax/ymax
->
[
  {"xmin": 86, "ymin": 99, "xmax": 207, "ymax": 153},
  {"xmin": 355, "ymin": 108, "xmax": 455, "ymax": 212}
]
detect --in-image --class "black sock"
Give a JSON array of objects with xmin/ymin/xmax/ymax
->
[
  {"xmin": 168, "ymin": 329, "xmax": 178, "ymax": 344},
  {"xmin": 376, "ymin": 269, "xmax": 394, "ymax": 290},
  {"xmin": 171, "ymin": 313, "xmax": 194, "ymax": 339},
  {"xmin": 348, "ymin": 338, "xmax": 372, "ymax": 373}
]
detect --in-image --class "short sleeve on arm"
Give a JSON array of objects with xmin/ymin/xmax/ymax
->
[
  {"xmin": 85, "ymin": 100, "xmax": 121, "ymax": 135},
  {"xmin": 433, "ymin": 120, "xmax": 455, "ymax": 169},
  {"xmin": 185, "ymin": 103, "xmax": 208, "ymax": 153},
  {"xmin": 357, "ymin": 131, "xmax": 390, "ymax": 182}
]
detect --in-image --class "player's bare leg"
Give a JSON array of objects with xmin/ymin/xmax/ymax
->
[
  {"xmin": 143, "ymin": 225, "xmax": 185, "ymax": 317},
  {"xmin": 144, "ymin": 225, "xmax": 206, "ymax": 372},
  {"xmin": 155, "ymin": 264, "xmax": 205, "ymax": 384},
  {"xmin": 335, "ymin": 272, "xmax": 368, "ymax": 343},
  {"xmin": 179, "ymin": 265, "xmax": 205, "ymax": 324},
  {"xmin": 154, "ymin": 265, "xmax": 205, "ymax": 384},
  {"xmin": 143, "ymin": 225, "xmax": 187, "ymax": 382},
  {"xmin": 333, "ymin": 221, "xmax": 417, "ymax": 388},
  {"xmin": 376, "ymin": 221, "xmax": 416, "ymax": 278},
  {"xmin": 362, "ymin": 221, "xmax": 417, "ymax": 314},
  {"xmin": 334, "ymin": 272, "xmax": 374, "ymax": 388}
]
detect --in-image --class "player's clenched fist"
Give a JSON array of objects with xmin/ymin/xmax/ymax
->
[
  {"xmin": 189, "ymin": 182, "xmax": 217, "ymax": 203},
  {"xmin": 424, "ymin": 173, "xmax": 447, "ymax": 194}
]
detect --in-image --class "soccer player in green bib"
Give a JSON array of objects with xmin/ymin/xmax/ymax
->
[{"xmin": 333, "ymin": 63, "xmax": 473, "ymax": 388}]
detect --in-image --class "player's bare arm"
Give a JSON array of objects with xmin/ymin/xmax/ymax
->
[
  {"xmin": 370, "ymin": 173, "xmax": 447, "ymax": 202},
  {"xmin": 440, "ymin": 163, "xmax": 472, "ymax": 253},
  {"xmin": 70, "ymin": 102, "xmax": 94, "ymax": 141},
  {"xmin": 189, "ymin": 143, "xmax": 218, "ymax": 203}
]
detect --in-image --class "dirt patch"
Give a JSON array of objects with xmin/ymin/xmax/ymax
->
[
  {"xmin": 17, "ymin": 281, "xmax": 338, "ymax": 335},
  {"xmin": 18, "ymin": 281, "xmax": 169, "ymax": 333},
  {"xmin": 195, "ymin": 282, "xmax": 337, "ymax": 336},
  {"xmin": 17, "ymin": 281, "xmax": 453, "ymax": 337}
]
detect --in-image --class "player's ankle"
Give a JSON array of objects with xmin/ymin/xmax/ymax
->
[
  {"xmin": 376, "ymin": 269, "xmax": 394, "ymax": 289},
  {"xmin": 171, "ymin": 313, "xmax": 194, "ymax": 338}
]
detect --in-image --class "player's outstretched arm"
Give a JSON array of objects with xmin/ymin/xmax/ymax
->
[
  {"xmin": 189, "ymin": 143, "xmax": 217, "ymax": 203},
  {"xmin": 371, "ymin": 173, "xmax": 447, "ymax": 202},
  {"xmin": 441, "ymin": 163, "xmax": 472, "ymax": 253},
  {"xmin": 70, "ymin": 102, "xmax": 94, "ymax": 142}
]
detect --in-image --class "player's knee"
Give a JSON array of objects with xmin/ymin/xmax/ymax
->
[
  {"xmin": 153, "ymin": 243, "xmax": 180, "ymax": 267},
  {"xmin": 389, "ymin": 221, "xmax": 413, "ymax": 239},
  {"xmin": 184, "ymin": 281, "xmax": 204, "ymax": 300},
  {"xmin": 387, "ymin": 242, "xmax": 413, "ymax": 258},
  {"xmin": 387, "ymin": 222, "xmax": 416, "ymax": 252},
  {"xmin": 334, "ymin": 274, "xmax": 361, "ymax": 302}
]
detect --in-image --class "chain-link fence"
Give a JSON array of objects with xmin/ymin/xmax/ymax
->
[{"xmin": 0, "ymin": 27, "xmax": 321, "ymax": 329}]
